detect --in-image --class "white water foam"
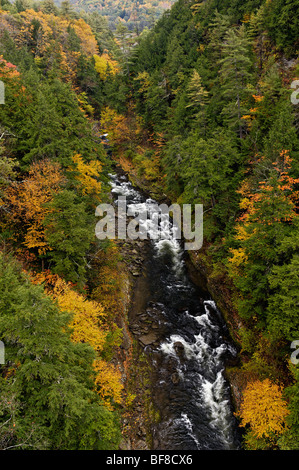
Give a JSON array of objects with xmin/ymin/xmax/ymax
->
[
  {"xmin": 109, "ymin": 174, "xmax": 238, "ymax": 449},
  {"xmin": 160, "ymin": 301, "xmax": 236, "ymax": 449},
  {"xmin": 109, "ymin": 174, "xmax": 185, "ymax": 276}
]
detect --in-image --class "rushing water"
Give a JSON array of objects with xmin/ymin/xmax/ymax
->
[{"xmin": 109, "ymin": 172, "xmax": 240, "ymax": 450}]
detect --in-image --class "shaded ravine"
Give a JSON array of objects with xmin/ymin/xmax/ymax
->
[{"xmin": 109, "ymin": 171, "xmax": 241, "ymax": 450}]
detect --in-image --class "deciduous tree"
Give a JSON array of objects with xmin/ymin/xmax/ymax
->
[{"xmin": 238, "ymin": 378, "xmax": 289, "ymax": 444}]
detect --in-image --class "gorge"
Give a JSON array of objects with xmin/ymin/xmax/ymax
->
[
  {"xmin": 0, "ymin": 0, "xmax": 298, "ymax": 452},
  {"xmin": 109, "ymin": 169, "xmax": 241, "ymax": 450}
]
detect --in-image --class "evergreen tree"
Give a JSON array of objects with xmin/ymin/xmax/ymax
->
[
  {"xmin": 44, "ymin": 189, "xmax": 95, "ymax": 288},
  {"xmin": 219, "ymin": 25, "xmax": 254, "ymax": 139},
  {"xmin": 279, "ymin": 367, "xmax": 299, "ymax": 450},
  {"xmin": 186, "ymin": 69, "xmax": 209, "ymax": 131},
  {"xmin": 0, "ymin": 254, "xmax": 121, "ymax": 450},
  {"xmin": 40, "ymin": 0, "xmax": 58, "ymax": 15}
]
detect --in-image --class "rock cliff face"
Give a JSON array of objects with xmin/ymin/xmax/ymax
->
[
  {"xmin": 113, "ymin": 259, "xmax": 152, "ymax": 450},
  {"xmin": 185, "ymin": 250, "xmax": 244, "ymax": 347}
]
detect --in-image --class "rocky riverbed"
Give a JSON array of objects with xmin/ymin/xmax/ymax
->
[{"xmin": 109, "ymin": 166, "xmax": 241, "ymax": 451}]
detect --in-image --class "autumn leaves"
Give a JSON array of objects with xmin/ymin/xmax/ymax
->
[
  {"xmin": 0, "ymin": 4, "xmax": 127, "ymax": 449},
  {"xmin": 237, "ymin": 379, "xmax": 290, "ymax": 448}
]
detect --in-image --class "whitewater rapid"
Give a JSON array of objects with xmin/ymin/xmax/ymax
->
[{"xmin": 109, "ymin": 173, "xmax": 240, "ymax": 450}]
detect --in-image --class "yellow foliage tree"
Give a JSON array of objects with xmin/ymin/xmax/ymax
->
[
  {"xmin": 72, "ymin": 18, "xmax": 99, "ymax": 56},
  {"xmin": 100, "ymin": 106, "xmax": 143, "ymax": 148},
  {"xmin": 53, "ymin": 276, "xmax": 124, "ymax": 409},
  {"xmin": 228, "ymin": 247, "xmax": 248, "ymax": 277},
  {"xmin": 70, "ymin": 153, "xmax": 102, "ymax": 199},
  {"xmin": 93, "ymin": 359, "xmax": 124, "ymax": 409},
  {"xmin": 18, "ymin": 9, "xmax": 54, "ymax": 56},
  {"xmin": 100, "ymin": 106, "xmax": 128, "ymax": 146},
  {"xmin": 18, "ymin": 10, "xmax": 99, "ymax": 58},
  {"xmin": 94, "ymin": 52, "xmax": 119, "ymax": 80},
  {"xmin": 51, "ymin": 276, "xmax": 107, "ymax": 353},
  {"xmin": 37, "ymin": 271, "xmax": 123, "ymax": 408},
  {"xmin": 238, "ymin": 379, "xmax": 290, "ymax": 440},
  {"xmin": 32, "ymin": 271, "xmax": 124, "ymax": 409},
  {"xmin": 77, "ymin": 92, "xmax": 95, "ymax": 117},
  {"xmin": 17, "ymin": 10, "xmax": 99, "ymax": 83},
  {"xmin": 134, "ymin": 71, "xmax": 150, "ymax": 94}
]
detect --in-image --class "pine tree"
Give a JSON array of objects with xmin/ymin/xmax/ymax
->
[
  {"xmin": 219, "ymin": 25, "xmax": 254, "ymax": 139},
  {"xmin": 186, "ymin": 69, "xmax": 209, "ymax": 130},
  {"xmin": 0, "ymin": 254, "xmax": 121, "ymax": 450},
  {"xmin": 43, "ymin": 189, "xmax": 95, "ymax": 287}
]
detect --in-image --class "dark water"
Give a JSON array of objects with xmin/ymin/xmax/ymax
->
[{"xmin": 109, "ymin": 172, "xmax": 241, "ymax": 450}]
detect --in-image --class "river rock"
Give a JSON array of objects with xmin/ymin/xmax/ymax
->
[
  {"xmin": 173, "ymin": 341, "xmax": 186, "ymax": 358},
  {"xmin": 137, "ymin": 425, "xmax": 147, "ymax": 437},
  {"xmin": 139, "ymin": 332, "xmax": 158, "ymax": 346},
  {"xmin": 139, "ymin": 326, "xmax": 149, "ymax": 334},
  {"xmin": 119, "ymin": 438, "xmax": 132, "ymax": 450},
  {"xmin": 134, "ymin": 439, "xmax": 148, "ymax": 450},
  {"xmin": 171, "ymin": 372, "xmax": 180, "ymax": 385}
]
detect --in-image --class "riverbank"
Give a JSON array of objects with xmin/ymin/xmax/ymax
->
[{"xmin": 108, "ymin": 165, "xmax": 158, "ymax": 450}]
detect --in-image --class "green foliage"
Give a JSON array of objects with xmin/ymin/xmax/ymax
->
[
  {"xmin": 267, "ymin": 252, "xmax": 299, "ymax": 341},
  {"xmin": 172, "ymin": 129, "xmax": 242, "ymax": 232},
  {"xmin": 64, "ymin": 0, "xmax": 176, "ymax": 32},
  {"xmin": 0, "ymin": 3, "xmax": 125, "ymax": 451},
  {"xmin": 0, "ymin": 74, "xmax": 106, "ymax": 171},
  {"xmin": 0, "ymin": 254, "xmax": 121, "ymax": 450},
  {"xmin": 218, "ymin": 25, "xmax": 254, "ymax": 138},
  {"xmin": 278, "ymin": 366, "xmax": 299, "ymax": 450},
  {"xmin": 1, "ymin": 0, "xmax": 299, "ymax": 452},
  {"xmin": 264, "ymin": 0, "xmax": 299, "ymax": 57},
  {"xmin": 44, "ymin": 190, "xmax": 95, "ymax": 287},
  {"xmin": 124, "ymin": 0, "xmax": 299, "ymax": 450}
]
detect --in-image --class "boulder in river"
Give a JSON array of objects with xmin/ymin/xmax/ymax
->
[
  {"xmin": 173, "ymin": 341, "xmax": 186, "ymax": 359},
  {"xmin": 171, "ymin": 372, "xmax": 180, "ymax": 385},
  {"xmin": 139, "ymin": 332, "xmax": 158, "ymax": 346}
]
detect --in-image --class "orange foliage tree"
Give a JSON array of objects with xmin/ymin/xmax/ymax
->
[
  {"xmin": 91, "ymin": 242, "xmax": 126, "ymax": 318},
  {"xmin": 228, "ymin": 150, "xmax": 299, "ymax": 278},
  {"xmin": 16, "ymin": 10, "xmax": 99, "ymax": 83},
  {"xmin": 0, "ymin": 55, "xmax": 27, "ymax": 108},
  {"xmin": 0, "ymin": 56, "xmax": 20, "ymax": 81},
  {"xmin": 8, "ymin": 159, "xmax": 64, "ymax": 255}
]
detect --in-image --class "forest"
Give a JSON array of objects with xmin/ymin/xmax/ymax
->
[
  {"xmin": 64, "ymin": 0, "xmax": 176, "ymax": 32},
  {"xmin": 0, "ymin": 0, "xmax": 298, "ymax": 452}
]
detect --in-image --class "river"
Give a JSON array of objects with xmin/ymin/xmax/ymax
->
[{"xmin": 109, "ymin": 171, "xmax": 241, "ymax": 451}]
